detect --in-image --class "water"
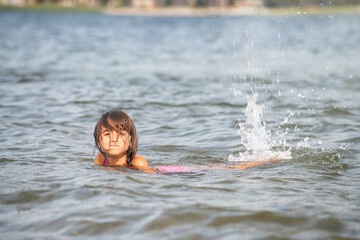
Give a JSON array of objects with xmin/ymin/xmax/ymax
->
[{"xmin": 0, "ymin": 10, "xmax": 359, "ymax": 239}]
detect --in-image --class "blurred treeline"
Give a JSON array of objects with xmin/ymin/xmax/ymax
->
[
  {"xmin": 264, "ymin": 0, "xmax": 359, "ymax": 7},
  {"xmin": 1, "ymin": 0, "xmax": 359, "ymax": 8}
]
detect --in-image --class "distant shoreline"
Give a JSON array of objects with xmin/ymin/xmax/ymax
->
[
  {"xmin": 1, "ymin": 4, "xmax": 359, "ymax": 16},
  {"xmin": 104, "ymin": 6, "xmax": 360, "ymax": 16}
]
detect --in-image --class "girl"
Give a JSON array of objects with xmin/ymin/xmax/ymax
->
[
  {"xmin": 93, "ymin": 109, "xmax": 155, "ymax": 172},
  {"xmin": 94, "ymin": 109, "xmax": 279, "ymax": 173}
]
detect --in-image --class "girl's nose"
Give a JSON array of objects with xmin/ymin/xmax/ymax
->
[{"xmin": 110, "ymin": 133, "xmax": 119, "ymax": 141}]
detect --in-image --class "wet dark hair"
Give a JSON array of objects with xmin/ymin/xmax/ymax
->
[{"xmin": 94, "ymin": 109, "xmax": 138, "ymax": 165}]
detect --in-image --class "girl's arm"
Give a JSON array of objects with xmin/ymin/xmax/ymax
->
[
  {"xmin": 196, "ymin": 157, "xmax": 280, "ymax": 170},
  {"xmin": 233, "ymin": 157, "xmax": 280, "ymax": 169},
  {"xmin": 233, "ymin": 161, "xmax": 269, "ymax": 169}
]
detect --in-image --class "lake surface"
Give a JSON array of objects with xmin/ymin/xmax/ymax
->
[{"xmin": 0, "ymin": 10, "xmax": 359, "ymax": 239}]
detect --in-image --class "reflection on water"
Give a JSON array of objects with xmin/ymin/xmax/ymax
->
[{"xmin": 0, "ymin": 11, "xmax": 359, "ymax": 239}]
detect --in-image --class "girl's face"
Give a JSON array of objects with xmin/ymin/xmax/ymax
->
[{"xmin": 99, "ymin": 126, "xmax": 131, "ymax": 158}]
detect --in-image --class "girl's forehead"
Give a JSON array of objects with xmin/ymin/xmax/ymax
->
[
  {"xmin": 100, "ymin": 125, "xmax": 126, "ymax": 132},
  {"xmin": 102, "ymin": 118, "xmax": 126, "ymax": 130}
]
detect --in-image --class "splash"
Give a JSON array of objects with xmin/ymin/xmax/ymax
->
[{"xmin": 229, "ymin": 93, "xmax": 291, "ymax": 162}]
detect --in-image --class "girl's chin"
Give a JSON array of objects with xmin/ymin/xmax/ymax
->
[{"xmin": 105, "ymin": 151, "xmax": 127, "ymax": 158}]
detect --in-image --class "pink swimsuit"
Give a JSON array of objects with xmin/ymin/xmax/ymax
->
[{"xmin": 154, "ymin": 165, "xmax": 187, "ymax": 172}]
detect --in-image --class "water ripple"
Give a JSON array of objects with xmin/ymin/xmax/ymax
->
[{"xmin": 0, "ymin": 11, "xmax": 359, "ymax": 240}]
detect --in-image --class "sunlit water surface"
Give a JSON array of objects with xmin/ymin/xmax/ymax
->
[{"xmin": 0, "ymin": 11, "xmax": 359, "ymax": 239}]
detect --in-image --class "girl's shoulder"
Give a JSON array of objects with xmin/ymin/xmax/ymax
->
[
  {"xmin": 132, "ymin": 155, "xmax": 149, "ymax": 168},
  {"xmin": 94, "ymin": 153, "xmax": 105, "ymax": 165},
  {"xmin": 132, "ymin": 155, "xmax": 157, "ymax": 173}
]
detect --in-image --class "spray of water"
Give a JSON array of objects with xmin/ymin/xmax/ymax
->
[{"xmin": 229, "ymin": 92, "xmax": 292, "ymax": 162}]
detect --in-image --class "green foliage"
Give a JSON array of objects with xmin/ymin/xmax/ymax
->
[
  {"xmin": 264, "ymin": 0, "xmax": 360, "ymax": 7},
  {"xmin": 0, "ymin": 4, "xmax": 102, "ymax": 13}
]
